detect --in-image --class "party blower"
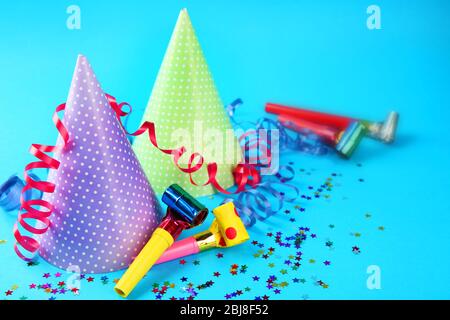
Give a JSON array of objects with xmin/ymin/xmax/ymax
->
[
  {"xmin": 114, "ymin": 184, "xmax": 208, "ymax": 298},
  {"xmin": 361, "ymin": 111, "xmax": 399, "ymax": 143},
  {"xmin": 156, "ymin": 202, "xmax": 249, "ymax": 264},
  {"xmin": 278, "ymin": 114, "xmax": 365, "ymax": 158},
  {"xmin": 266, "ymin": 102, "xmax": 399, "ymax": 143}
]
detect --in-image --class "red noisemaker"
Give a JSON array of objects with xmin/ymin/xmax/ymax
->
[
  {"xmin": 268, "ymin": 104, "xmax": 366, "ymax": 158},
  {"xmin": 278, "ymin": 115, "xmax": 342, "ymax": 146},
  {"xmin": 266, "ymin": 102, "xmax": 398, "ymax": 144},
  {"xmin": 266, "ymin": 103, "xmax": 354, "ymax": 131}
]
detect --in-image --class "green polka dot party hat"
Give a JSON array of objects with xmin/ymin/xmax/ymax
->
[{"xmin": 133, "ymin": 9, "xmax": 242, "ymax": 197}]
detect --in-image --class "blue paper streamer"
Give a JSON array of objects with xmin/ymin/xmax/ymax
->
[
  {"xmin": 226, "ymin": 99, "xmax": 329, "ymax": 155},
  {"xmin": 0, "ymin": 173, "xmax": 43, "ymax": 213},
  {"xmin": 221, "ymin": 165, "xmax": 299, "ymax": 227},
  {"xmin": 221, "ymin": 99, "xmax": 328, "ymax": 227}
]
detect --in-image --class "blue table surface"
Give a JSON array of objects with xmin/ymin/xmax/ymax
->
[{"xmin": 1, "ymin": 0, "xmax": 449, "ymax": 300}]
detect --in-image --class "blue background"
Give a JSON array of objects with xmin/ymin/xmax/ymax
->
[{"xmin": 1, "ymin": 0, "xmax": 449, "ymax": 300}]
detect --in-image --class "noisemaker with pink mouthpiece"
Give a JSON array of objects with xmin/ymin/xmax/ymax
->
[
  {"xmin": 156, "ymin": 201, "xmax": 249, "ymax": 265},
  {"xmin": 114, "ymin": 184, "xmax": 208, "ymax": 298}
]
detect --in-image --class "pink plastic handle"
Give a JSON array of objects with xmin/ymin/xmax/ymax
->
[{"xmin": 155, "ymin": 236, "xmax": 199, "ymax": 264}]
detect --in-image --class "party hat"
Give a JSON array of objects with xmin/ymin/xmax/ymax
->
[
  {"xmin": 38, "ymin": 55, "xmax": 162, "ymax": 273},
  {"xmin": 133, "ymin": 9, "xmax": 242, "ymax": 197}
]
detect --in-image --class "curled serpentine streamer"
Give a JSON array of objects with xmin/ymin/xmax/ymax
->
[
  {"xmin": 220, "ymin": 99, "xmax": 329, "ymax": 227},
  {"xmin": 13, "ymin": 102, "xmax": 68, "ymax": 260}
]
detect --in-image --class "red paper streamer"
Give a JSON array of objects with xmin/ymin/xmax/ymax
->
[
  {"xmin": 14, "ymin": 95, "xmax": 263, "ymax": 260},
  {"xmin": 13, "ymin": 103, "xmax": 68, "ymax": 260},
  {"xmin": 105, "ymin": 94, "xmax": 263, "ymax": 194}
]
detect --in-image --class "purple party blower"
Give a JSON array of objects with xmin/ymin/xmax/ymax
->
[{"xmin": 38, "ymin": 55, "xmax": 162, "ymax": 273}]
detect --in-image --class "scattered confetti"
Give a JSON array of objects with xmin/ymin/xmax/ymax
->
[
  {"xmin": 1, "ymin": 166, "xmax": 384, "ymax": 300},
  {"xmin": 352, "ymin": 246, "xmax": 361, "ymax": 255}
]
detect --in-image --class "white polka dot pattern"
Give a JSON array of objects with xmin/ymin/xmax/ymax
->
[
  {"xmin": 132, "ymin": 9, "xmax": 241, "ymax": 197},
  {"xmin": 39, "ymin": 55, "xmax": 162, "ymax": 273}
]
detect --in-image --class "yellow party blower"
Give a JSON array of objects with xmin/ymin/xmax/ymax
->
[
  {"xmin": 155, "ymin": 202, "xmax": 250, "ymax": 264},
  {"xmin": 114, "ymin": 184, "xmax": 208, "ymax": 298}
]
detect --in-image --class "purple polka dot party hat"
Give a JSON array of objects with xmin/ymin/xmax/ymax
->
[{"xmin": 38, "ymin": 54, "xmax": 162, "ymax": 273}]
